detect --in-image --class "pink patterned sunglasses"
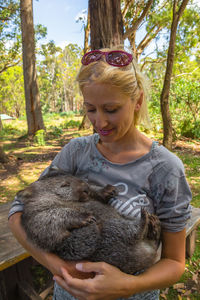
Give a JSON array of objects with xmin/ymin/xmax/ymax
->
[{"xmin": 81, "ymin": 50, "xmax": 133, "ymax": 67}]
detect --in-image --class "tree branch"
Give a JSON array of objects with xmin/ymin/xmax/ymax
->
[
  {"xmin": 122, "ymin": 0, "xmax": 135, "ymax": 19},
  {"xmin": 137, "ymin": 25, "xmax": 163, "ymax": 57},
  {"xmin": 123, "ymin": 0, "xmax": 154, "ymax": 39},
  {"xmin": 0, "ymin": 59, "xmax": 20, "ymax": 74}
]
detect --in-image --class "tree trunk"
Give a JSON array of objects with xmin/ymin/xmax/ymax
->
[
  {"xmin": 20, "ymin": 0, "xmax": 45, "ymax": 136},
  {"xmin": 0, "ymin": 116, "xmax": 8, "ymax": 163},
  {"xmin": 0, "ymin": 116, "xmax": 3, "ymax": 131},
  {"xmin": 160, "ymin": 0, "xmax": 189, "ymax": 150},
  {"xmin": 0, "ymin": 145, "xmax": 8, "ymax": 163},
  {"xmin": 84, "ymin": 9, "xmax": 90, "ymax": 54},
  {"xmin": 89, "ymin": 0, "xmax": 124, "ymax": 50},
  {"xmin": 79, "ymin": 0, "xmax": 124, "ymax": 130}
]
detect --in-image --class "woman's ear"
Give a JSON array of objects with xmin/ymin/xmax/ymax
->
[{"xmin": 135, "ymin": 91, "xmax": 143, "ymax": 112}]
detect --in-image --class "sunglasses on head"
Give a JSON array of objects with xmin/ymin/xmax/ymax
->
[{"xmin": 81, "ymin": 50, "xmax": 133, "ymax": 67}]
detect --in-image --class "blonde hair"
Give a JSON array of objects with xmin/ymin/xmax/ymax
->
[{"xmin": 76, "ymin": 47, "xmax": 150, "ymax": 127}]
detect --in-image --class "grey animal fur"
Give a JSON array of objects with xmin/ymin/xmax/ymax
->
[{"xmin": 17, "ymin": 175, "xmax": 161, "ymax": 274}]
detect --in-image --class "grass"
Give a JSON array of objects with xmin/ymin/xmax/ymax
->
[{"xmin": 1, "ymin": 114, "xmax": 200, "ymax": 299}]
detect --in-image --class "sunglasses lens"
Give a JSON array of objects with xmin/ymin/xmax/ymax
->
[
  {"xmin": 82, "ymin": 51, "xmax": 102, "ymax": 65},
  {"xmin": 107, "ymin": 52, "xmax": 132, "ymax": 66}
]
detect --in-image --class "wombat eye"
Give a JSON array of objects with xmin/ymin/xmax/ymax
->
[{"xmin": 82, "ymin": 190, "xmax": 89, "ymax": 195}]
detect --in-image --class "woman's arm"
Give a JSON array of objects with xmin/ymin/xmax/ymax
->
[
  {"xmin": 53, "ymin": 229, "xmax": 186, "ymax": 300},
  {"xmin": 8, "ymin": 212, "xmax": 94, "ymax": 279}
]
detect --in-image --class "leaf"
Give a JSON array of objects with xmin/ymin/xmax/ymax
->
[
  {"xmin": 160, "ymin": 293, "xmax": 167, "ymax": 299},
  {"xmin": 178, "ymin": 295, "xmax": 182, "ymax": 300},
  {"xmin": 192, "ymin": 273, "xmax": 198, "ymax": 284},
  {"xmin": 173, "ymin": 283, "xmax": 185, "ymax": 290},
  {"xmin": 183, "ymin": 290, "xmax": 192, "ymax": 296}
]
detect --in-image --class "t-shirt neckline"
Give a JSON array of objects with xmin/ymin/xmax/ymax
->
[{"xmin": 92, "ymin": 134, "xmax": 158, "ymax": 166}]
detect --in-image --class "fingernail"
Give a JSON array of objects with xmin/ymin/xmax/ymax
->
[{"xmin": 76, "ymin": 263, "xmax": 83, "ymax": 271}]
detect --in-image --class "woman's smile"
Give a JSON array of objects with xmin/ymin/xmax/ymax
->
[{"xmin": 99, "ymin": 128, "xmax": 114, "ymax": 136}]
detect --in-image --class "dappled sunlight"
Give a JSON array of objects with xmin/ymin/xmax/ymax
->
[
  {"xmin": 0, "ymin": 161, "xmax": 51, "ymax": 204},
  {"xmin": 174, "ymin": 138, "xmax": 200, "ymax": 154}
]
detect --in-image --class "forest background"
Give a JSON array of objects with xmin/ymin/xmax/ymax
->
[
  {"xmin": 1, "ymin": 0, "xmax": 200, "ymax": 141},
  {"xmin": 0, "ymin": 0, "xmax": 200, "ymax": 299}
]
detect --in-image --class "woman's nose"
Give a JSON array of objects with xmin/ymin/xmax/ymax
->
[{"xmin": 94, "ymin": 112, "xmax": 108, "ymax": 129}]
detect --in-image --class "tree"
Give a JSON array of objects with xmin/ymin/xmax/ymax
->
[
  {"xmin": 89, "ymin": 0, "xmax": 124, "ymax": 49},
  {"xmin": 20, "ymin": 0, "xmax": 44, "ymax": 136},
  {"xmin": 0, "ymin": 65, "xmax": 25, "ymax": 118},
  {"xmin": 122, "ymin": 0, "xmax": 171, "ymax": 60},
  {"xmin": 79, "ymin": 0, "xmax": 124, "ymax": 130},
  {"xmin": 0, "ymin": 116, "xmax": 8, "ymax": 163},
  {"xmin": 0, "ymin": 146, "xmax": 8, "ymax": 163},
  {"xmin": 160, "ymin": 0, "xmax": 189, "ymax": 150},
  {"xmin": 0, "ymin": 0, "xmax": 21, "ymax": 73}
]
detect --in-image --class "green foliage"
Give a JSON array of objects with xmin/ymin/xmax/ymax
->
[
  {"xmin": 38, "ymin": 42, "xmax": 82, "ymax": 115},
  {"xmin": 48, "ymin": 125, "xmax": 63, "ymax": 137},
  {"xmin": 0, "ymin": 0, "xmax": 21, "ymax": 73},
  {"xmin": 179, "ymin": 120, "xmax": 200, "ymax": 139},
  {"xmin": 170, "ymin": 78, "xmax": 200, "ymax": 139},
  {"xmin": 63, "ymin": 119, "xmax": 81, "ymax": 129},
  {"xmin": 0, "ymin": 65, "xmax": 25, "ymax": 118},
  {"xmin": 0, "ymin": 123, "xmax": 23, "ymax": 136},
  {"xmin": 60, "ymin": 111, "xmax": 76, "ymax": 117},
  {"xmin": 34, "ymin": 129, "xmax": 46, "ymax": 146}
]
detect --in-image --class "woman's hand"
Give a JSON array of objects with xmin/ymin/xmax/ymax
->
[
  {"xmin": 43, "ymin": 253, "xmax": 94, "ymax": 279},
  {"xmin": 53, "ymin": 261, "xmax": 134, "ymax": 300}
]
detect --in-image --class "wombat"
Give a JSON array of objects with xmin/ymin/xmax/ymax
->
[{"xmin": 17, "ymin": 174, "xmax": 161, "ymax": 274}]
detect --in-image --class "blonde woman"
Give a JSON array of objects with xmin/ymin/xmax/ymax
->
[{"xmin": 9, "ymin": 48, "xmax": 191, "ymax": 300}]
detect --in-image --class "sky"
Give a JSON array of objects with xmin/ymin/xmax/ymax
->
[{"xmin": 33, "ymin": 0, "xmax": 88, "ymax": 49}]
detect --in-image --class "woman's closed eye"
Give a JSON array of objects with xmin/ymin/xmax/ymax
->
[
  {"xmin": 105, "ymin": 108, "xmax": 118, "ymax": 113},
  {"xmin": 87, "ymin": 108, "xmax": 96, "ymax": 113},
  {"xmin": 86, "ymin": 108, "xmax": 118, "ymax": 114}
]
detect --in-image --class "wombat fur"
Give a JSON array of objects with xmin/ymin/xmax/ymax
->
[{"xmin": 17, "ymin": 175, "xmax": 161, "ymax": 274}]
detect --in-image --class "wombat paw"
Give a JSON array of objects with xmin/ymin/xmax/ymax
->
[
  {"xmin": 100, "ymin": 185, "xmax": 118, "ymax": 202},
  {"xmin": 147, "ymin": 214, "xmax": 161, "ymax": 240},
  {"xmin": 60, "ymin": 180, "xmax": 71, "ymax": 187},
  {"xmin": 82, "ymin": 215, "xmax": 97, "ymax": 226}
]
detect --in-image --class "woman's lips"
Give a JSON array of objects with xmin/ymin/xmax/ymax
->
[{"xmin": 99, "ymin": 129, "xmax": 113, "ymax": 136}]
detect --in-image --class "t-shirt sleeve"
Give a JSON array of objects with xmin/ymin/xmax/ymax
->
[
  {"xmin": 8, "ymin": 196, "xmax": 24, "ymax": 219},
  {"xmin": 152, "ymin": 159, "xmax": 192, "ymax": 232},
  {"xmin": 39, "ymin": 139, "xmax": 77, "ymax": 179}
]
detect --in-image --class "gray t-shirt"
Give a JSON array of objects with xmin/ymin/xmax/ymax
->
[
  {"xmin": 10, "ymin": 133, "xmax": 190, "ymax": 231},
  {"xmin": 8, "ymin": 134, "xmax": 192, "ymax": 300}
]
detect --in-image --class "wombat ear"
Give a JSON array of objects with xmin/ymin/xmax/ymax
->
[
  {"xmin": 60, "ymin": 180, "xmax": 71, "ymax": 187},
  {"xmin": 17, "ymin": 186, "xmax": 33, "ymax": 198}
]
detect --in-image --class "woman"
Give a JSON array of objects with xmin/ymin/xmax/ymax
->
[{"xmin": 9, "ymin": 48, "xmax": 191, "ymax": 300}]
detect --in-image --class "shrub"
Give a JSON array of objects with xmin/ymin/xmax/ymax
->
[
  {"xmin": 48, "ymin": 126, "xmax": 63, "ymax": 137},
  {"xmin": 179, "ymin": 120, "xmax": 200, "ymax": 139},
  {"xmin": 62, "ymin": 119, "xmax": 81, "ymax": 129},
  {"xmin": 34, "ymin": 129, "xmax": 46, "ymax": 146}
]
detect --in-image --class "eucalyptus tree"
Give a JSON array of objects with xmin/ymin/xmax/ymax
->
[
  {"xmin": 0, "ymin": 65, "xmax": 25, "ymax": 118},
  {"xmin": 89, "ymin": 0, "xmax": 124, "ymax": 49},
  {"xmin": 160, "ymin": 0, "xmax": 190, "ymax": 150},
  {"xmin": 0, "ymin": 0, "xmax": 21, "ymax": 73},
  {"xmin": 0, "ymin": 0, "xmax": 20, "ymax": 162},
  {"xmin": 38, "ymin": 42, "xmax": 82, "ymax": 113},
  {"xmin": 38, "ymin": 41, "xmax": 62, "ymax": 113},
  {"xmin": 79, "ymin": 0, "xmax": 124, "ymax": 129},
  {"xmin": 20, "ymin": 0, "xmax": 44, "ymax": 135}
]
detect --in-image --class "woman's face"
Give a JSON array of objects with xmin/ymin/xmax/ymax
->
[{"xmin": 82, "ymin": 83, "xmax": 141, "ymax": 144}]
